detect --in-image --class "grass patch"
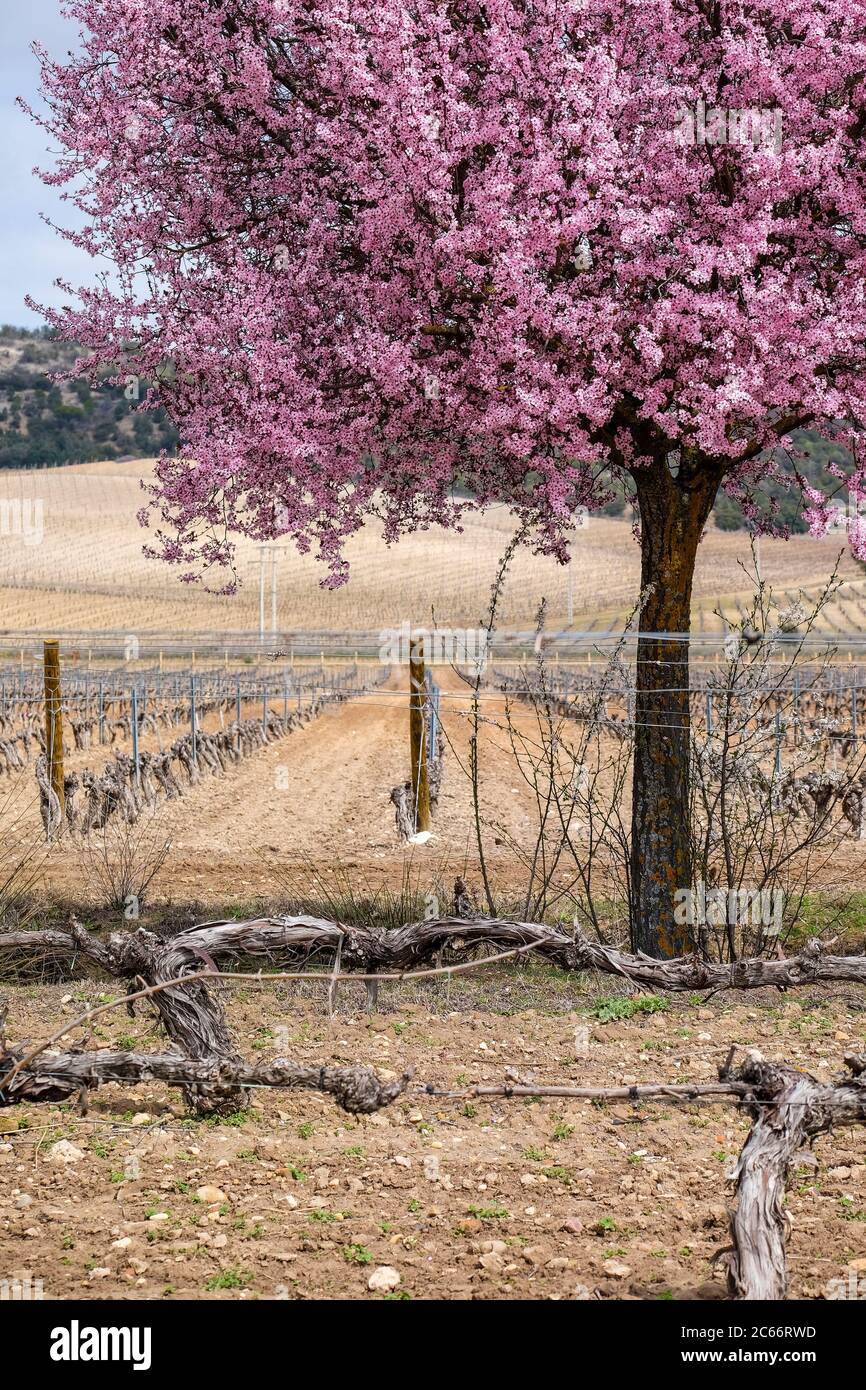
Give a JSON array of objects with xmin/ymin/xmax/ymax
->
[
  {"xmin": 468, "ymin": 1204, "xmax": 509, "ymax": 1222},
  {"xmin": 343, "ymin": 1244, "xmax": 373, "ymax": 1264},
  {"xmin": 205, "ymin": 1269, "xmax": 250, "ymax": 1291},
  {"xmin": 587, "ymin": 994, "xmax": 669, "ymax": 1024}
]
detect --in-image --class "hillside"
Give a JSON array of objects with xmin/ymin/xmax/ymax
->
[
  {"xmin": 0, "ymin": 457, "xmax": 859, "ymax": 644},
  {"xmin": 0, "ymin": 325, "xmax": 178, "ymax": 468},
  {"xmin": 0, "ymin": 327, "xmax": 853, "ymax": 540}
]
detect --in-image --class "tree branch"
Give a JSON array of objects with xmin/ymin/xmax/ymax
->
[
  {"xmin": 0, "ymin": 1048, "xmax": 409, "ymax": 1114},
  {"xmin": 2, "ymin": 918, "xmax": 864, "ymax": 994}
]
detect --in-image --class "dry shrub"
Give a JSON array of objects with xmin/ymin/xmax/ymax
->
[
  {"xmin": 77, "ymin": 810, "xmax": 172, "ymax": 913},
  {"xmin": 0, "ymin": 777, "xmax": 52, "ymax": 926}
]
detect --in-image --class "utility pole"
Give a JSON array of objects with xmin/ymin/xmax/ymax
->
[
  {"xmin": 271, "ymin": 547, "xmax": 278, "ymax": 635},
  {"xmin": 258, "ymin": 546, "xmax": 267, "ymax": 646}
]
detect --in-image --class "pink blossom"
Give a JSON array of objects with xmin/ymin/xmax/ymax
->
[{"xmin": 23, "ymin": 0, "xmax": 866, "ymax": 586}]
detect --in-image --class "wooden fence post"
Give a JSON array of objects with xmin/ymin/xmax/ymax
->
[
  {"xmin": 409, "ymin": 630, "xmax": 431, "ymax": 833},
  {"xmin": 190, "ymin": 676, "xmax": 198, "ymax": 765},
  {"xmin": 43, "ymin": 639, "xmax": 65, "ymax": 818},
  {"xmin": 131, "ymin": 686, "xmax": 141, "ymax": 785}
]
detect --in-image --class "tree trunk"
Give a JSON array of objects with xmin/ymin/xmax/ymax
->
[{"xmin": 629, "ymin": 456, "xmax": 723, "ymax": 957}]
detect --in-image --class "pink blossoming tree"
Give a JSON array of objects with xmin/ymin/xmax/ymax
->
[{"xmin": 29, "ymin": 0, "xmax": 866, "ymax": 954}]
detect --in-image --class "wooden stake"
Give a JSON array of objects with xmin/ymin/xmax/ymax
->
[
  {"xmin": 43, "ymin": 640, "xmax": 65, "ymax": 818},
  {"xmin": 409, "ymin": 630, "xmax": 431, "ymax": 833},
  {"xmin": 327, "ymin": 932, "xmax": 343, "ymax": 1021}
]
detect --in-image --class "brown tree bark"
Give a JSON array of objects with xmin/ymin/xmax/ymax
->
[{"xmin": 629, "ymin": 455, "xmax": 724, "ymax": 956}]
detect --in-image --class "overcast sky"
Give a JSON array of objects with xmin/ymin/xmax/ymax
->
[{"xmin": 0, "ymin": 2, "xmax": 99, "ymax": 328}]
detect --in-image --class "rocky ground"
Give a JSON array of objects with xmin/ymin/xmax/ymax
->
[{"xmin": 1, "ymin": 968, "xmax": 865, "ymax": 1301}]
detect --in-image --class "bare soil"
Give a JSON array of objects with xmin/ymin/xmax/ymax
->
[
  {"xmin": 1, "ymin": 973, "xmax": 864, "ymax": 1301},
  {"xmin": 2, "ymin": 667, "xmax": 582, "ymax": 907},
  {"xmin": 8, "ymin": 662, "xmax": 865, "ymax": 913},
  {"xmin": 2, "ymin": 651, "xmax": 865, "ymax": 1304}
]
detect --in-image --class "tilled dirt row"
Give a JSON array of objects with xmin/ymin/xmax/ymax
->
[
  {"xmin": 2, "ymin": 667, "xmax": 552, "ymax": 905},
  {"xmin": 5, "ymin": 662, "xmax": 866, "ymax": 910}
]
